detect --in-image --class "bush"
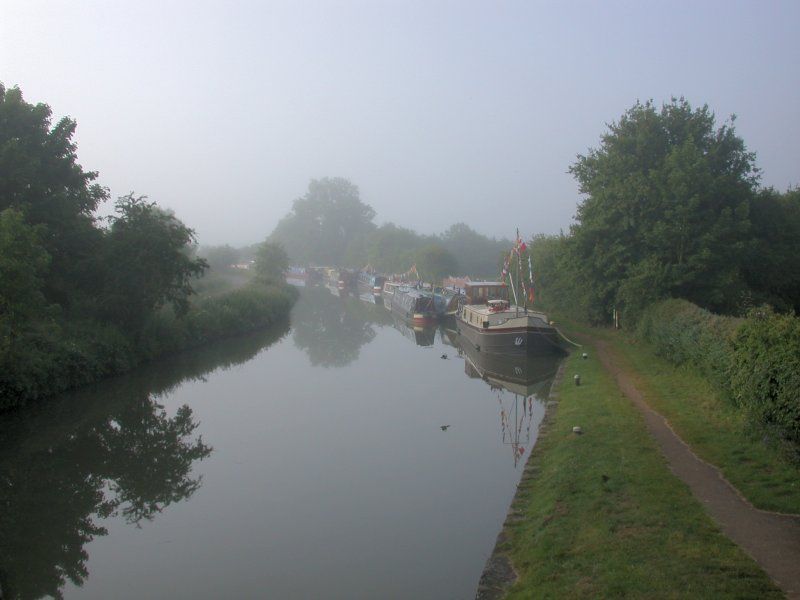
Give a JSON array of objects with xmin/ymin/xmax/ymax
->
[
  {"xmin": 0, "ymin": 283, "xmax": 298, "ymax": 412},
  {"xmin": 730, "ymin": 309, "xmax": 800, "ymax": 454},
  {"xmin": 638, "ymin": 299, "xmax": 799, "ymax": 457},
  {"xmin": 636, "ymin": 299, "xmax": 741, "ymax": 391}
]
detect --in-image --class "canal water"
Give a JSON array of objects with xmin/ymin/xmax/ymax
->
[{"xmin": 0, "ymin": 286, "xmax": 562, "ymax": 600}]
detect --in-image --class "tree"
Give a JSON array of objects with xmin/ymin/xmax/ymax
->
[
  {"xmin": 200, "ymin": 244, "xmax": 241, "ymax": 271},
  {"xmin": 744, "ymin": 187, "xmax": 800, "ymax": 312},
  {"xmin": 269, "ymin": 177, "xmax": 376, "ymax": 265},
  {"xmin": 568, "ymin": 98, "xmax": 758, "ymax": 322},
  {"xmin": 100, "ymin": 194, "xmax": 208, "ymax": 329},
  {"xmin": 0, "ymin": 208, "xmax": 51, "ymax": 324},
  {"xmin": 0, "ymin": 83, "xmax": 108, "ymax": 307},
  {"xmin": 437, "ymin": 223, "xmax": 512, "ymax": 278},
  {"xmin": 253, "ymin": 241, "xmax": 289, "ymax": 285},
  {"xmin": 414, "ymin": 244, "xmax": 458, "ymax": 284},
  {"xmin": 364, "ymin": 223, "xmax": 428, "ymax": 274}
]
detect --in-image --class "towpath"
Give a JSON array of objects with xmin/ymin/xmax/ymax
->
[{"xmin": 588, "ymin": 336, "xmax": 800, "ymax": 599}]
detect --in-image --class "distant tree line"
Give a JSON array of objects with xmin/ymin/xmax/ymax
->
[
  {"xmin": 527, "ymin": 98, "xmax": 800, "ymax": 325},
  {"xmin": 0, "ymin": 83, "xmax": 295, "ymax": 410},
  {"xmin": 268, "ymin": 177, "xmax": 513, "ymax": 280}
]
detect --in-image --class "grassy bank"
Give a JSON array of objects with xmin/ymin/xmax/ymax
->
[
  {"xmin": 0, "ymin": 283, "xmax": 298, "ymax": 411},
  {"xmin": 500, "ymin": 346, "xmax": 781, "ymax": 598},
  {"xmin": 601, "ymin": 328, "xmax": 800, "ymax": 514}
]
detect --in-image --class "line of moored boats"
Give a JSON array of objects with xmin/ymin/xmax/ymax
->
[{"xmin": 286, "ymin": 266, "xmax": 569, "ymax": 357}]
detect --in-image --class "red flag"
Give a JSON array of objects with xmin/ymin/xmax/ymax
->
[
  {"xmin": 528, "ymin": 286, "xmax": 535, "ymax": 303},
  {"xmin": 520, "ymin": 241, "xmax": 527, "ymax": 252}
]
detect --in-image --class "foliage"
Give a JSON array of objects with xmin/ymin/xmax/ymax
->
[
  {"xmin": 269, "ymin": 177, "xmax": 377, "ymax": 265},
  {"xmin": 267, "ymin": 183, "xmax": 513, "ymax": 278},
  {"xmin": 528, "ymin": 233, "xmax": 593, "ymax": 317},
  {"xmin": 137, "ymin": 283, "xmax": 297, "ymax": 358},
  {"xmin": 636, "ymin": 298, "xmax": 740, "ymax": 391},
  {"xmin": 637, "ymin": 299, "xmax": 800, "ymax": 457},
  {"xmin": 199, "ymin": 244, "xmax": 241, "ymax": 271},
  {"xmin": 413, "ymin": 243, "xmax": 458, "ymax": 284},
  {"xmin": 0, "ymin": 208, "xmax": 51, "ymax": 324},
  {"xmin": 0, "ymin": 83, "xmax": 300, "ymax": 411},
  {"xmin": 436, "ymin": 223, "xmax": 511, "ymax": 278},
  {"xmin": 600, "ymin": 321, "xmax": 800, "ymax": 513},
  {"xmin": 568, "ymin": 98, "xmax": 758, "ymax": 322},
  {"xmin": 253, "ymin": 240, "xmax": 289, "ymax": 285},
  {"xmin": 0, "ymin": 283, "xmax": 296, "ymax": 411},
  {"xmin": 743, "ymin": 187, "xmax": 800, "ymax": 312},
  {"xmin": 0, "ymin": 83, "xmax": 108, "ymax": 307},
  {"xmin": 363, "ymin": 223, "xmax": 428, "ymax": 274},
  {"xmin": 730, "ymin": 308, "xmax": 800, "ymax": 455},
  {"xmin": 99, "ymin": 194, "xmax": 208, "ymax": 329}
]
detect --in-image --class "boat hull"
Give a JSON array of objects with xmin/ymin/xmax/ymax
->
[{"xmin": 456, "ymin": 318, "xmax": 567, "ymax": 356}]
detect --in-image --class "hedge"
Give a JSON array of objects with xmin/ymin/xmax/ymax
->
[
  {"xmin": 637, "ymin": 299, "xmax": 800, "ymax": 457},
  {"xmin": 0, "ymin": 283, "xmax": 298, "ymax": 411}
]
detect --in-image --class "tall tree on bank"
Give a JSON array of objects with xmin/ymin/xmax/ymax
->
[
  {"xmin": 0, "ymin": 84, "xmax": 109, "ymax": 308},
  {"xmin": 270, "ymin": 178, "xmax": 376, "ymax": 266},
  {"xmin": 414, "ymin": 244, "xmax": 458, "ymax": 285},
  {"xmin": 99, "ymin": 195, "xmax": 208, "ymax": 330},
  {"xmin": 437, "ymin": 223, "xmax": 511, "ymax": 279},
  {"xmin": 568, "ymin": 98, "xmax": 758, "ymax": 322},
  {"xmin": 253, "ymin": 241, "xmax": 289, "ymax": 285},
  {"xmin": 744, "ymin": 187, "xmax": 800, "ymax": 312}
]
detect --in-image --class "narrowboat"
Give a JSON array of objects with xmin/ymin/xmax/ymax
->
[
  {"xmin": 456, "ymin": 281, "xmax": 566, "ymax": 355},
  {"xmin": 389, "ymin": 286, "xmax": 438, "ymax": 326},
  {"xmin": 357, "ymin": 271, "xmax": 386, "ymax": 295},
  {"xmin": 431, "ymin": 288, "xmax": 464, "ymax": 317},
  {"xmin": 382, "ymin": 281, "xmax": 404, "ymax": 310}
]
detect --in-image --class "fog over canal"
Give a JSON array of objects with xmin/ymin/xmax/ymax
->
[{"xmin": 0, "ymin": 286, "xmax": 562, "ymax": 599}]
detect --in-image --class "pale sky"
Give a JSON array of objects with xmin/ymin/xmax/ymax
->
[{"xmin": 2, "ymin": 0, "xmax": 798, "ymax": 245}]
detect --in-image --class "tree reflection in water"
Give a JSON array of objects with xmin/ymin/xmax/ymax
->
[
  {"xmin": 0, "ymin": 323, "xmax": 289, "ymax": 600},
  {"xmin": 291, "ymin": 286, "xmax": 392, "ymax": 367}
]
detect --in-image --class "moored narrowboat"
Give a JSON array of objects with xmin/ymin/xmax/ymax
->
[
  {"xmin": 357, "ymin": 271, "xmax": 386, "ymax": 295},
  {"xmin": 456, "ymin": 281, "xmax": 566, "ymax": 355},
  {"xmin": 389, "ymin": 286, "xmax": 437, "ymax": 326}
]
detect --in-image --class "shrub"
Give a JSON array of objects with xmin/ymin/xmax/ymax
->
[
  {"xmin": 0, "ymin": 283, "xmax": 298, "ymax": 412},
  {"xmin": 636, "ymin": 299, "xmax": 741, "ymax": 391},
  {"xmin": 638, "ymin": 299, "xmax": 799, "ymax": 457},
  {"xmin": 730, "ymin": 308, "xmax": 800, "ymax": 455}
]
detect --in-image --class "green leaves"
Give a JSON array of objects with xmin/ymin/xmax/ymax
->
[
  {"xmin": 253, "ymin": 241, "xmax": 289, "ymax": 285},
  {"xmin": 99, "ymin": 194, "xmax": 208, "ymax": 330},
  {"xmin": 568, "ymin": 98, "xmax": 759, "ymax": 321},
  {"xmin": 414, "ymin": 244, "xmax": 458, "ymax": 284},
  {"xmin": 0, "ymin": 208, "xmax": 50, "ymax": 323},
  {"xmin": 269, "ymin": 177, "xmax": 377, "ymax": 266}
]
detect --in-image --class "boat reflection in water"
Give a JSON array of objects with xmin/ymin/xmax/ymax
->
[
  {"xmin": 391, "ymin": 315, "xmax": 437, "ymax": 347},
  {"xmin": 450, "ymin": 327, "xmax": 562, "ymax": 466}
]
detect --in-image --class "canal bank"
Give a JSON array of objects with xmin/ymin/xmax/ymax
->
[
  {"xmin": 475, "ymin": 332, "xmax": 785, "ymax": 599},
  {"xmin": 0, "ymin": 288, "xmax": 560, "ymax": 599}
]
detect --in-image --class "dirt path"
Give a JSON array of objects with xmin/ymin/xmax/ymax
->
[{"xmin": 590, "ymin": 337, "xmax": 800, "ymax": 599}]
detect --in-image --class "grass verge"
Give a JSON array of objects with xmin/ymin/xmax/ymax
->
[
  {"xmin": 583, "ymin": 324, "xmax": 800, "ymax": 515},
  {"xmin": 501, "ymin": 346, "xmax": 781, "ymax": 598}
]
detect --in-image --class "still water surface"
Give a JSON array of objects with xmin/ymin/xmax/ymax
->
[{"xmin": 0, "ymin": 287, "xmax": 562, "ymax": 599}]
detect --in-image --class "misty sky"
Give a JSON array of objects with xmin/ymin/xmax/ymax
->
[{"xmin": 2, "ymin": 1, "xmax": 798, "ymax": 245}]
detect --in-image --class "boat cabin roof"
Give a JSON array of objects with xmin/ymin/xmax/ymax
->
[{"xmin": 464, "ymin": 281, "xmax": 509, "ymax": 305}]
